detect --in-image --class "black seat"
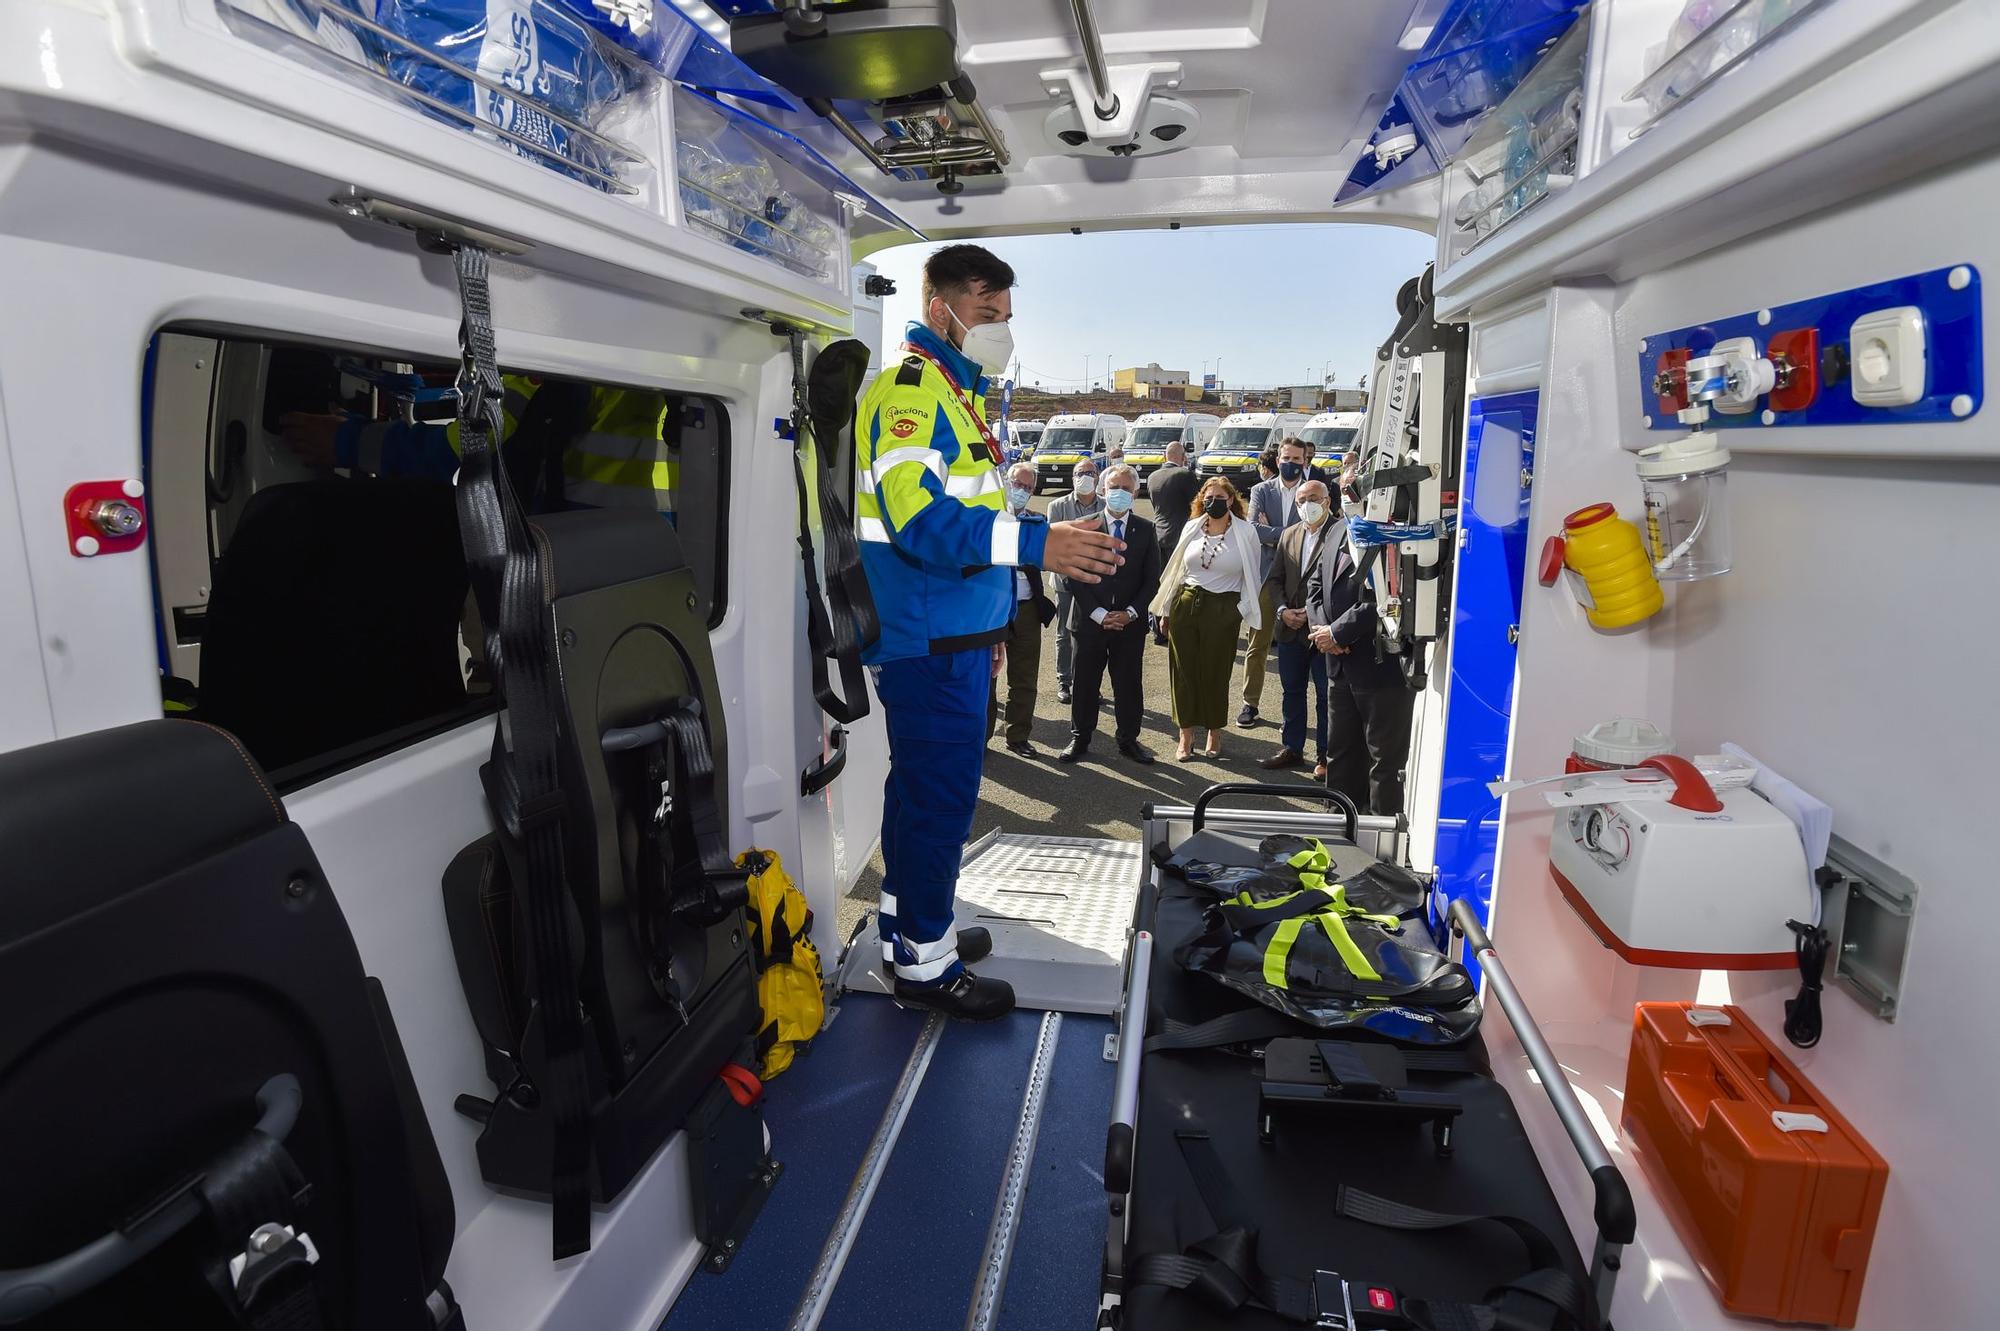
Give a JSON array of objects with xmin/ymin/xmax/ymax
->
[
  {"xmin": 442, "ymin": 508, "xmax": 760, "ymax": 1216},
  {"xmin": 199, "ymin": 479, "xmax": 471, "ymax": 775},
  {"xmin": 0, "ymin": 720, "xmax": 462, "ymax": 1329}
]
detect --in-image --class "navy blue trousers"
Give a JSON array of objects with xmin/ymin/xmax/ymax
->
[{"xmin": 874, "ymin": 648, "xmax": 990, "ymax": 987}]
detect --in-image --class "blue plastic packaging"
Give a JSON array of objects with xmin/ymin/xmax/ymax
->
[{"xmin": 367, "ymin": 0, "xmax": 631, "ymax": 181}]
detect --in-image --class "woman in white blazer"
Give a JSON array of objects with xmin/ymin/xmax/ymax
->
[{"xmin": 1150, "ymin": 476, "xmax": 1265, "ymax": 761}]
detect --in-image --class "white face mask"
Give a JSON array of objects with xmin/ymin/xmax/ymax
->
[
  {"xmin": 943, "ymin": 302, "xmax": 1015, "ymax": 376},
  {"xmin": 1298, "ymin": 500, "xmax": 1328, "ymax": 526},
  {"xmin": 1074, "ymin": 475, "xmax": 1097, "ymax": 498},
  {"xmin": 1005, "ymin": 484, "xmax": 1033, "ymax": 511}
]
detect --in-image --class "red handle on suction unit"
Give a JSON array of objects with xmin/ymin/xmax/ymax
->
[{"xmin": 1639, "ymin": 754, "xmax": 1723, "ymax": 812}]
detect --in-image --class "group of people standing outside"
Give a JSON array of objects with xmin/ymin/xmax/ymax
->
[{"xmin": 990, "ymin": 434, "xmax": 1416, "ymax": 818}]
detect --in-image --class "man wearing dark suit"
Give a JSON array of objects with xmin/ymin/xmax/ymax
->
[
  {"xmin": 988, "ymin": 462, "xmax": 1060, "ymax": 757},
  {"xmin": 1060, "ymin": 464, "xmax": 1163, "ymax": 765},
  {"xmin": 1148, "ymin": 441, "xmax": 1199, "ymax": 551},
  {"xmin": 1306, "ymin": 471, "xmax": 1416, "ymax": 814},
  {"xmin": 1258, "ymin": 478, "xmax": 1336, "ymax": 774},
  {"xmin": 1146, "ymin": 441, "xmax": 1199, "ymax": 646},
  {"xmin": 1240, "ymin": 437, "xmax": 1310, "ymax": 726}
]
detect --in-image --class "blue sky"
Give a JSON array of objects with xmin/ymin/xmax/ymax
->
[{"xmin": 869, "ymin": 223, "xmax": 1435, "ymax": 392}]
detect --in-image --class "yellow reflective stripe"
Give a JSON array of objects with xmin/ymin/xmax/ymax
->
[
  {"xmin": 1264, "ymin": 916, "xmax": 1305, "ymax": 990},
  {"xmin": 1311, "ymin": 911, "xmax": 1381, "ymax": 982}
]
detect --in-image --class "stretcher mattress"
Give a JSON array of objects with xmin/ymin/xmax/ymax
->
[{"xmin": 1120, "ymin": 829, "xmax": 1589, "ymax": 1329}]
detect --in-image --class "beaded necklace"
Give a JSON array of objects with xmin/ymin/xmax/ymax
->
[{"xmin": 1197, "ymin": 519, "xmax": 1229, "ymax": 570}]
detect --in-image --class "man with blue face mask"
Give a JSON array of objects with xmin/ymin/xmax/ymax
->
[
  {"xmin": 1060, "ymin": 465, "xmax": 1162, "ymax": 765},
  {"xmin": 987, "ymin": 461, "xmax": 1057, "ymax": 757},
  {"xmin": 855, "ymin": 244, "xmax": 1124, "ymax": 1021}
]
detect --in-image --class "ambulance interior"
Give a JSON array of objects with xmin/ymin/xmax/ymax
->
[{"xmin": 0, "ymin": 1, "xmax": 1992, "ymax": 1330}]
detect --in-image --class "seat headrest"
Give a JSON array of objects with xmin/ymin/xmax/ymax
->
[{"xmin": 0, "ymin": 721, "xmax": 287, "ymax": 943}]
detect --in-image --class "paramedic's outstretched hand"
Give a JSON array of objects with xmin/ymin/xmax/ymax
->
[{"xmin": 1044, "ymin": 514, "xmax": 1124, "ymax": 584}]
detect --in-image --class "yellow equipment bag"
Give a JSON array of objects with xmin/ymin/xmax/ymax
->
[{"xmin": 738, "ymin": 849, "xmax": 825, "ymax": 1078}]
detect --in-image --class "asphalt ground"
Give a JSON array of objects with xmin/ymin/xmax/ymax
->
[{"xmin": 836, "ymin": 490, "xmax": 1321, "ymax": 939}]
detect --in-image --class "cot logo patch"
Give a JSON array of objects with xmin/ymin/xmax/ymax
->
[{"xmin": 890, "ymin": 418, "xmax": 919, "ymax": 438}]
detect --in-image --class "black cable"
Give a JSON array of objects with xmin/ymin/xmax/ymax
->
[{"xmin": 1783, "ymin": 918, "xmax": 1829, "ymax": 1049}]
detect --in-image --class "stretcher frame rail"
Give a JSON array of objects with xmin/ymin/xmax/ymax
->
[{"xmin": 1450, "ymin": 899, "xmax": 1635, "ymax": 1325}]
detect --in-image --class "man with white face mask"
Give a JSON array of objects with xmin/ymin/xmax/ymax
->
[
  {"xmin": 1046, "ymin": 458, "xmax": 1106, "ymax": 705},
  {"xmin": 854, "ymin": 244, "xmax": 1124, "ymax": 1021},
  {"xmin": 1259, "ymin": 478, "xmax": 1336, "ymax": 775}
]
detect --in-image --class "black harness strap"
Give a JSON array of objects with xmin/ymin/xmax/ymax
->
[
  {"xmin": 1336, "ymin": 1188, "xmax": 1598, "ymax": 1331},
  {"xmin": 197, "ymin": 1131, "xmax": 322, "ymax": 1330},
  {"xmin": 783, "ymin": 329, "xmax": 878, "ymax": 728},
  {"xmin": 445, "ymin": 242, "xmax": 594, "ymax": 1260}
]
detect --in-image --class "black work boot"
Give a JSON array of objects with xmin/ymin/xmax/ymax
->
[{"xmin": 893, "ymin": 969, "xmax": 1016, "ymax": 1022}]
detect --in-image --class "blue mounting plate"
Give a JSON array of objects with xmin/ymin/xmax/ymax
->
[{"xmin": 1637, "ymin": 264, "xmax": 1982, "ymax": 431}]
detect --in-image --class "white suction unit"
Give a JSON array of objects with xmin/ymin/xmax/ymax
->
[{"xmin": 1548, "ymin": 757, "xmax": 1806, "ymax": 969}]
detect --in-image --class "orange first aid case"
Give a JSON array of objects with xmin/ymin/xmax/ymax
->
[{"xmin": 1621, "ymin": 1003, "xmax": 1888, "ymax": 1326}]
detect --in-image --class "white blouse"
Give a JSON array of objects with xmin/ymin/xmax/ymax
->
[
  {"xmin": 1150, "ymin": 515, "xmax": 1265, "ymax": 630},
  {"xmin": 1183, "ymin": 524, "xmax": 1252, "ymax": 594}
]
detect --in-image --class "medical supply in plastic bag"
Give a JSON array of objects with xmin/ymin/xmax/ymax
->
[
  {"xmin": 368, "ymin": 0, "xmax": 646, "ymax": 186},
  {"xmin": 1640, "ymin": 0, "xmax": 1807, "ymax": 115},
  {"xmin": 674, "ymin": 90, "xmax": 839, "ymax": 281}
]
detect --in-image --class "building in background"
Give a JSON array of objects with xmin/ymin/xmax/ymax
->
[{"xmin": 1113, "ymin": 363, "xmax": 1190, "ymax": 395}]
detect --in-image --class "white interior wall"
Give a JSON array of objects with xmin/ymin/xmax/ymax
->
[
  {"xmin": 0, "ymin": 133, "xmax": 851, "ymax": 1329},
  {"xmin": 1492, "ymin": 149, "xmax": 2000, "ymax": 1329}
]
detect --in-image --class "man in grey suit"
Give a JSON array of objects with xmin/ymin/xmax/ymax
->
[
  {"xmin": 1046, "ymin": 458, "xmax": 1105, "ymax": 705},
  {"xmin": 1238, "ymin": 437, "xmax": 1311, "ymax": 726}
]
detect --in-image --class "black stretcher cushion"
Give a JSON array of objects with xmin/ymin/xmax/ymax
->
[{"xmin": 1122, "ymin": 828, "xmax": 1585, "ymax": 1329}]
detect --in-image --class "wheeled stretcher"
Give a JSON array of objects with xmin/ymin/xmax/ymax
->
[{"xmin": 1101, "ymin": 785, "xmax": 1635, "ymax": 1330}]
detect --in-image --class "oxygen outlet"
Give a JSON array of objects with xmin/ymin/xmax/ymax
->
[{"xmin": 64, "ymin": 480, "xmax": 149, "ymax": 558}]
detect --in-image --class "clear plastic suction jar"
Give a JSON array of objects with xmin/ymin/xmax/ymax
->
[{"xmin": 1636, "ymin": 433, "xmax": 1732, "ymax": 581}]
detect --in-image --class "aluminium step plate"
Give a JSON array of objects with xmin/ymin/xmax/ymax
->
[{"xmin": 847, "ymin": 833, "xmax": 1143, "ymax": 1014}]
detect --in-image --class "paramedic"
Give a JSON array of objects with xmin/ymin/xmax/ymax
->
[{"xmin": 857, "ymin": 244, "xmax": 1123, "ymax": 1021}]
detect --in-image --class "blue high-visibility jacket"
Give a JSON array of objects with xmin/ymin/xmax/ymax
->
[{"xmin": 855, "ymin": 324, "xmax": 1049, "ymax": 664}]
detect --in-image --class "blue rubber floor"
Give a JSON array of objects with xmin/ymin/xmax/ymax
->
[
  {"xmin": 659, "ymin": 994, "xmax": 926, "ymax": 1331},
  {"xmin": 658, "ymin": 997, "xmax": 1116, "ymax": 1331},
  {"xmin": 994, "ymin": 1013, "xmax": 1115, "ymax": 1331}
]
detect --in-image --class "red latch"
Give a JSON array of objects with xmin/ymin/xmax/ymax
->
[
  {"xmin": 64, "ymin": 480, "xmax": 149, "ymax": 558},
  {"xmin": 1767, "ymin": 328, "xmax": 1821, "ymax": 413},
  {"xmin": 1653, "ymin": 347, "xmax": 1693, "ymax": 417}
]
